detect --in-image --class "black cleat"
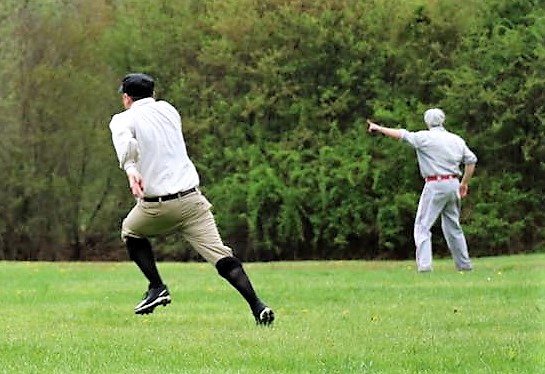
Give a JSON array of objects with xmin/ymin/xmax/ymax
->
[
  {"xmin": 134, "ymin": 284, "xmax": 171, "ymax": 315},
  {"xmin": 253, "ymin": 302, "xmax": 275, "ymax": 326}
]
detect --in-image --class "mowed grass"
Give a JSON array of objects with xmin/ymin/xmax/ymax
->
[{"xmin": 0, "ymin": 254, "xmax": 543, "ymax": 374}]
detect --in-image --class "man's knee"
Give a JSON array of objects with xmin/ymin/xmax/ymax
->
[
  {"xmin": 125, "ymin": 236, "xmax": 149, "ymax": 244},
  {"xmin": 216, "ymin": 256, "xmax": 242, "ymax": 278},
  {"xmin": 125, "ymin": 236, "xmax": 151, "ymax": 259},
  {"xmin": 414, "ymin": 223, "xmax": 431, "ymax": 236}
]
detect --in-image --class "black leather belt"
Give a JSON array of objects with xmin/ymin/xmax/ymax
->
[{"xmin": 143, "ymin": 187, "xmax": 197, "ymax": 202}]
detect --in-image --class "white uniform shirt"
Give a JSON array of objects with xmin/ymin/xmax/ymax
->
[
  {"xmin": 400, "ymin": 127, "xmax": 477, "ymax": 179},
  {"xmin": 109, "ymin": 98, "xmax": 199, "ymax": 197}
]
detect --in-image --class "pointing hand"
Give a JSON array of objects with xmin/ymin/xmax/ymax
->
[{"xmin": 367, "ymin": 119, "xmax": 380, "ymax": 133}]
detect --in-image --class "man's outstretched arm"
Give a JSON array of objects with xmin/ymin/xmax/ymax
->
[{"xmin": 367, "ymin": 119, "xmax": 403, "ymax": 140}]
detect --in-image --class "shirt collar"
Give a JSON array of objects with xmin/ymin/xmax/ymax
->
[
  {"xmin": 430, "ymin": 126, "xmax": 446, "ymax": 132},
  {"xmin": 130, "ymin": 97, "xmax": 155, "ymax": 108}
]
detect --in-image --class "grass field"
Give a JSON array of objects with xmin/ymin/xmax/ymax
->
[{"xmin": 1, "ymin": 253, "xmax": 543, "ymax": 373}]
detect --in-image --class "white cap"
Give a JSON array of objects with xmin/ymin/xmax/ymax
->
[{"xmin": 424, "ymin": 108, "xmax": 445, "ymax": 127}]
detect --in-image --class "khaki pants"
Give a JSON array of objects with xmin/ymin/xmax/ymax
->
[{"xmin": 121, "ymin": 189, "xmax": 233, "ymax": 265}]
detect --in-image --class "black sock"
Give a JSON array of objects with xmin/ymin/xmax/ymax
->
[
  {"xmin": 126, "ymin": 237, "xmax": 163, "ymax": 289},
  {"xmin": 216, "ymin": 257, "xmax": 261, "ymax": 311}
]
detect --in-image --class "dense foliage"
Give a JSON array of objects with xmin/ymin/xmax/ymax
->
[{"xmin": 0, "ymin": 0, "xmax": 543, "ymax": 261}]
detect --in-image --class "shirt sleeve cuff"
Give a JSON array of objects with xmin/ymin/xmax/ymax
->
[{"xmin": 124, "ymin": 164, "xmax": 137, "ymax": 175}]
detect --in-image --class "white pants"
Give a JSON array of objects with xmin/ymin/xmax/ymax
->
[{"xmin": 414, "ymin": 179, "xmax": 472, "ymax": 271}]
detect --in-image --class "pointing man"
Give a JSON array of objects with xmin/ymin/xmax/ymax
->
[
  {"xmin": 109, "ymin": 73, "xmax": 274, "ymax": 325},
  {"xmin": 367, "ymin": 108, "xmax": 477, "ymax": 272}
]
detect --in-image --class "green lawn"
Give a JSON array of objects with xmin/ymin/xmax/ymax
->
[{"xmin": 1, "ymin": 253, "xmax": 543, "ymax": 373}]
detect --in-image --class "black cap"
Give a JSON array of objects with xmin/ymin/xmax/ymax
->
[{"xmin": 119, "ymin": 73, "xmax": 154, "ymax": 99}]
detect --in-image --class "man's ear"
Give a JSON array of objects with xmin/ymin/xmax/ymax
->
[{"xmin": 123, "ymin": 93, "xmax": 133, "ymax": 108}]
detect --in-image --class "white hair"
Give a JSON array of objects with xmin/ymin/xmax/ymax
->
[{"xmin": 424, "ymin": 108, "xmax": 445, "ymax": 127}]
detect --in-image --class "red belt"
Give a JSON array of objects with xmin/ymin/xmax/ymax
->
[{"xmin": 426, "ymin": 174, "xmax": 458, "ymax": 182}]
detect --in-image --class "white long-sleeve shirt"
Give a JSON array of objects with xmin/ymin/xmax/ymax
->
[
  {"xmin": 109, "ymin": 98, "xmax": 199, "ymax": 197},
  {"xmin": 400, "ymin": 127, "xmax": 477, "ymax": 179}
]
